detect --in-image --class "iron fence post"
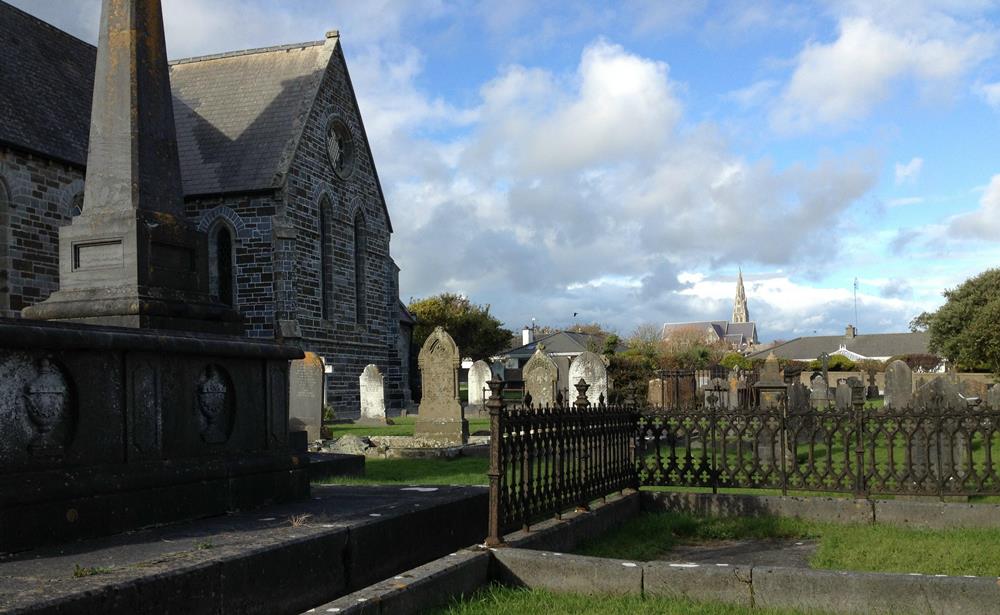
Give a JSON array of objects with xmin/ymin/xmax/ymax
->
[
  {"xmin": 485, "ymin": 377, "xmax": 506, "ymax": 547},
  {"xmin": 780, "ymin": 401, "xmax": 788, "ymax": 496},
  {"xmin": 853, "ymin": 394, "xmax": 866, "ymax": 499}
]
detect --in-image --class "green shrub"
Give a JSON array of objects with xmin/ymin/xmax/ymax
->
[
  {"xmin": 720, "ymin": 352, "xmax": 752, "ymax": 370},
  {"xmin": 808, "ymin": 355, "xmax": 856, "ymax": 371},
  {"xmin": 886, "ymin": 353, "xmax": 941, "ymax": 372}
]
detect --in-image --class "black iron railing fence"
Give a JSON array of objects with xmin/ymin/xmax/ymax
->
[
  {"xmin": 486, "ymin": 378, "xmax": 1000, "ymax": 546},
  {"xmin": 485, "ymin": 379, "xmax": 637, "ymax": 546}
]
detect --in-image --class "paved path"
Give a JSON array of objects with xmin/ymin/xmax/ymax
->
[
  {"xmin": 660, "ymin": 538, "xmax": 818, "ymax": 568},
  {"xmin": 0, "ymin": 485, "xmax": 486, "ymax": 612}
]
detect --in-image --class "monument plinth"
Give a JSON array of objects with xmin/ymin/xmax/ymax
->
[
  {"xmin": 21, "ymin": 0, "xmax": 239, "ymax": 334},
  {"xmin": 0, "ymin": 0, "xmax": 306, "ymax": 554}
]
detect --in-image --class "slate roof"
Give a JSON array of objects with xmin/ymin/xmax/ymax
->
[
  {"xmin": 0, "ymin": 1, "xmax": 95, "ymax": 166},
  {"xmin": 748, "ymin": 331, "xmax": 932, "ymax": 361},
  {"xmin": 661, "ymin": 320, "xmax": 759, "ymax": 347},
  {"xmin": 0, "ymin": 5, "xmax": 361, "ymax": 200},
  {"xmin": 169, "ymin": 40, "xmax": 334, "ymax": 196},
  {"xmin": 504, "ymin": 331, "xmax": 620, "ymax": 359}
]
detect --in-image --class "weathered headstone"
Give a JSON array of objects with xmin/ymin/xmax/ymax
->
[
  {"xmin": 358, "ymin": 364, "xmax": 386, "ymax": 425},
  {"xmin": 865, "ymin": 370, "xmax": 879, "ymax": 399},
  {"xmin": 568, "ymin": 351, "xmax": 608, "ymax": 407},
  {"xmin": 727, "ymin": 370, "xmax": 742, "ymax": 409},
  {"xmin": 810, "ymin": 374, "xmax": 831, "ymax": 409},
  {"xmin": 910, "ymin": 377, "xmax": 967, "ymax": 483},
  {"xmin": 835, "ymin": 381, "xmax": 853, "ymax": 411},
  {"xmin": 523, "ymin": 346, "xmax": 558, "ymax": 406},
  {"xmin": 753, "ymin": 353, "xmax": 793, "ymax": 465},
  {"xmin": 466, "ymin": 360, "xmax": 492, "ymax": 414},
  {"xmin": 884, "ymin": 360, "xmax": 913, "ymax": 409},
  {"xmin": 414, "ymin": 327, "xmax": 467, "ymax": 444},
  {"xmin": 289, "ymin": 352, "xmax": 325, "ymax": 440},
  {"xmin": 704, "ymin": 377, "xmax": 728, "ymax": 408},
  {"xmin": 988, "ymin": 385, "xmax": 1000, "ymax": 410},
  {"xmin": 959, "ymin": 378, "xmax": 989, "ymax": 402},
  {"xmin": 647, "ymin": 378, "xmax": 664, "ymax": 407}
]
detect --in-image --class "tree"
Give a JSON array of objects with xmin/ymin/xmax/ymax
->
[
  {"xmin": 921, "ymin": 268, "xmax": 1000, "ymax": 374},
  {"xmin": 660, "ymin": 326, "xmax": 727, "ymax": 369},
  {"xmin": 408, "ymin": 293, "xmax": 513, "ymax": 361}
]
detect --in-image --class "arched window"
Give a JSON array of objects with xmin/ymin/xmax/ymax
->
[
  {"xmin": 70, "ymin": 193, "xmax": 83, "ymax": 218},
  {"xmin": 208, "ymin": 222, "xmax": 235, "ymax": 307},
  {"xmin": 319, "ymin": 197, "xmax": 332, "ymax": 320},
  {"xmin": 0, "ymin": 178, "xmax": 9, "ymax": 314},
  {"xmin": 353, "ymin": 211, "xmax": 367, "ymax": 324}
]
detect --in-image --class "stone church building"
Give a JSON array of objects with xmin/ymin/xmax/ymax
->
[{"xmin": 0, "ymin": 2, "xmax": 409, "ymax": 413}]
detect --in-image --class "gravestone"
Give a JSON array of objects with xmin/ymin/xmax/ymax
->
[
  {"xmin": 523, "ymin": 346, "xmax": 558, "ymax": 406},
  {"xmin": 358, "ymin": 364, "xmax": 387, "ymax": 425},
  {"xmin": 910, "ymin": 377, "xmax": 967, "ymax": 482},
  {"xmin": 753, "ymin": 353, "xmax": 793, "ymax": 465},
  {"xmin": 568, "ymin": 351, "xmax": 608, "ymax": 407},
  {"xmin": 289, "ymin": 352, "xmax": 325, "ymax": 440},
  {"xmin": 959, "ymin": 379, "xmax": 989, "ymax": 402},
  {"xmin": 414, "ymin": 327, "xmax": 467, "ymax": 444},
  {"xmin": 810, "ymin": 374, "xmax": 831, "ymax": 409},
  {"xmin": 884, "ymin": 360, "xmax": 913, "ymax": 409},
  {"xmin": 704, "ymin": 378, "xmax": 728, "ymax": 408},
  {"xmin": 865, "ymin": 370, "xmax": 879, "ymax": 399},
  {"xmin": 727, "ymin": 370, "xmax": 741, "ymax": 409},
  {"xmin": 466, "ymin": 360, "xmax": 492, "ymax": 415},
  {"xmin": 647, "ymin": 378, "xmax": 664, "ymax": 407},
  {"xmin": 988, "ymin": 385, "xmax": 1000, "ymax": 410},
  {"xmin": 835, "ymin": 381, "xmax": 853, "ymax": 411}
]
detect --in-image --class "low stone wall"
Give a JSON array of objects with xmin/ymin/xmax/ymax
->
[
  {"xmin": 641, "ymin": 491, "xmax": 1000, "ymax": 529},
  {"xmin": 491, "ymin": 548, "xmax": 1000, "ymax": 615},
  {"xmin": 795, "ymin": 370, "xmax": 995, "ymax": 395}
]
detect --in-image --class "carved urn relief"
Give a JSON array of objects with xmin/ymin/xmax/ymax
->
[
  {"xmin": 23, "ymin": 358, "xmax": 72, "ymax": 457},
  {"xmin": 197, "ymin": 365, "xmax": 234, "ymax": 444}
]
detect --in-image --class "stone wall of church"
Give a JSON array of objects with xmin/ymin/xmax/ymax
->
[
  {"xmin": 282, "ymin": 44, "xmax": 403, "ymax": 415},
  {"xmin": 183, "ymin": 193, "xmax": 280, "ymax": 339},
  {"xmin": 0, "ymin": 146, "xmax": 83, "ymax": 319}
]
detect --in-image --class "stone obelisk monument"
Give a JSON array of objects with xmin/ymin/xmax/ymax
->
[{"xmin": 22, "ymin": 0, "xmax": 239, "ymax": 333}]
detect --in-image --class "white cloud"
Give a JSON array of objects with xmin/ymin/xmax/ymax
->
[
  {"xmin": 975, "ymin": 81, "xmax": 1000, "ymax": 109},
  {"xmin": 771, "ymin": 14, "xmax": 995, "ymax": 132},
  {"xmin": 894, "ymin": 157, "xmax": 924, "ymax": 185},
  {"xmin": 948, "ymin": 174, "xmax": 1000, "ymax": 239}
]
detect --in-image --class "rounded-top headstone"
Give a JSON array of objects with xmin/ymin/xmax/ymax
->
[
  {"xmin": 568, "ymin": 351, "xmax": 608, "ymax": 407},
  {"xmin": 467, "ymin": 360, "xmax": 493, "ymax": 410},
  {"xmin": 523, "ymin": 347, "xmax": 558, "ymax": 406},
  {"xmin": 359, "ymin": 363, "xmax": 386, "ymax": 424}
]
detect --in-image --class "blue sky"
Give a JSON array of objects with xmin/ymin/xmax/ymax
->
[{"xmin": 16, "ymin": 0, "xmax": 1000, "ymax": 342}]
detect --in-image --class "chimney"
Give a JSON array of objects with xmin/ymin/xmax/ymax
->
[
  {"xmin": 522, "ymin": 326, "xmax": 535, "ymax": 346},
  {"xmin": 845, "ymin": 324, "xmax": 857, "ymax": 339}
]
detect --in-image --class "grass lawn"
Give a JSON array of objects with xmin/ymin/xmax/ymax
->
[
  {"xmin": 432, "ymin": 586, "xmax": 832, "ymax": 615},
  {"xmin": 317, "ymin": 456, "xmax": 489, "ymax": 486},
  {"xmin": 326, "ymin": 416, "xmax": 492, "ymax": 438},
  {"xmin": 575, "ymin": 512, "xmax": 1000, "ymax": 577}
]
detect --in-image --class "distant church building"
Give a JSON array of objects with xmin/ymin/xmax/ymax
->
[
  {"xmin": 662, "ymin": 270, "xmax": 759, "ymax": 352},
  {"xmin": 0, "ymin": 2, "xmax": 409, "ymax": 412}
]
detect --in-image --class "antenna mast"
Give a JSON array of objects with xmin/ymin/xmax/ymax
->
[{"xmin": 853, "ymin": 278, "xmax": 859, "ymax": 330}]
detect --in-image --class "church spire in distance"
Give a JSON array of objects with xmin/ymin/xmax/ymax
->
[{"xmin": 732, "ymin": 268, "xmax": 750, "ymax": 323}]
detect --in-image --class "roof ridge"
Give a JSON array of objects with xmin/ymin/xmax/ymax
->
[
  {"xmin": 169, "ymin": 39, "xmax": 327, "ymax": 66},
  {"xmin": 1, "ymin": 1, "xmax": 94, "ymax": 48}
]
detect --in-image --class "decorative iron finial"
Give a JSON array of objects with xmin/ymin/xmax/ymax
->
[{"xmin": 574, "ymin": 378, "xmax": 590, "ymax": 409}]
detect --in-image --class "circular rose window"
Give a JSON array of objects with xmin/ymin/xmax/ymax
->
[{"xmin": 326, "ymin": 117, "xmax": 356, "ymax": 179}]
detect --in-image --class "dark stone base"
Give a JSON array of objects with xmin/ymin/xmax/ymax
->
[
  {"xmin": 413, "ymin": 418, "xmax": 469, "ymax": 445},
  {"xmin": 307, "ymin": 452, "xmax": 365, "ymax": 481},
  {"xmin": 0, "ymin": 317, "xmax": 306, "ymax": 554},
  {"xmin": 21, "ymin": 288, "xmax": 243, "ymax": 336},
  {"xmin": 0, "ymin": 453, "xmax": 309, "ymax": 554}
]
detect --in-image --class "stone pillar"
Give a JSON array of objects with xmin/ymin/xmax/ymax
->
[
  {"xmin": 414, "ymin": 327, "xmax": 467, "ymax": 444},
  {"xmin": 22, "ymin": 0, "xmax": 239, "ymax": 334}
]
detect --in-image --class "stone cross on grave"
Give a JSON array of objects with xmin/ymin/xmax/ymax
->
[
  {"xmin": 23, "ymin": 0, "xmax": 240, "ymax": 334},
  {"xmin": 818, "ymin": 352, "xmax": 830, "ymax": 387}
]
